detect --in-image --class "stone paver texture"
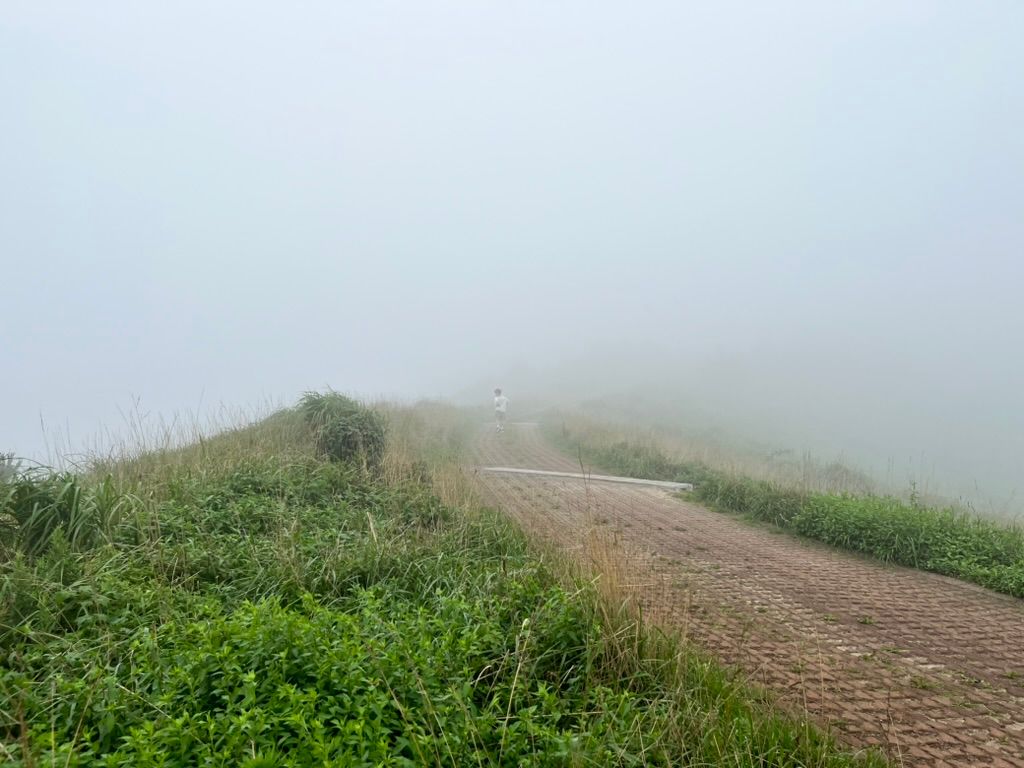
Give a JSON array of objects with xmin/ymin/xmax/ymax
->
[{"xmin": 471, "ymin": 423, "xmax": 1024, "ymax": 767}]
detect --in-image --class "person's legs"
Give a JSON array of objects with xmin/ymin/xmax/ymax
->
[{"xmin": 495, "ymin": 410, "xmax": 505, "ymax": 433}]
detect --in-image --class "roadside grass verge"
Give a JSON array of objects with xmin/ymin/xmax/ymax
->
[
  {"xmin": 1, "ymin": 395, "xmax": 884, "ymax": 766},
  {"xmin": 549, "ymin": 418, "xmax": 1024, "ymax": 600}
]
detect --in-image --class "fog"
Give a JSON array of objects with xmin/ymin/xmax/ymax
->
[{"xmin": 2, "ymin": 3, "xmax": 1022, "ymax": 511}]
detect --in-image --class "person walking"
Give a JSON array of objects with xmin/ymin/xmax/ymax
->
[{"xmin": 493, "ymin": 387, "xmax": 509, "ymax": 433}]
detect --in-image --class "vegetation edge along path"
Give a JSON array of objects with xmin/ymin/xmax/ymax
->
[
  {"xmin": 0, "ymin": 396, "xmax": 886, "ymax": 767},
  {"xmin": 546, "ymin": 420, "xmax": 1024, "ymax": 600}
]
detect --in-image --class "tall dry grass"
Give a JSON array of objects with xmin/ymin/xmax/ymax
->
[
  {"xmin": 85, "ymin": 408, "xmax": 314, "ymax": 501},
  {"xmin": 377, "ymin": 400, "xmax": 482, "ymax": 511}
]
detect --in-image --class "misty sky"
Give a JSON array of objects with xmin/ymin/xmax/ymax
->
[{"xmin": 2, "ymin": 3, "xmax": 1022, "ymax": 508}]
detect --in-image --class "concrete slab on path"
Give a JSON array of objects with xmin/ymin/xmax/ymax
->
[{"xmin": 478, "ymin": 466, "xmax": 694, "ymax": 491}]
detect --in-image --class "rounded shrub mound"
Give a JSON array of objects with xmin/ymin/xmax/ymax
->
[{"xmin": 299, "ymin": 391, "xmax": 386, "ymax": 469}]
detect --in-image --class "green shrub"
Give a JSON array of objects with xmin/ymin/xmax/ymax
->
[{"xmin": 299, "ymin": 392, "xmax": 386, "ymax": 469}]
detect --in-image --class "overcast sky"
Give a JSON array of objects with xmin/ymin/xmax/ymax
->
[{"xmin": 2, "ymin": 2, "xmax": 1022, "ymax": 508}]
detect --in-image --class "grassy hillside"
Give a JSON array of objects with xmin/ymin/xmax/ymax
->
[
  {"xmin": 1, "ymin": 395, "xmax": 884, "ymax": 766},
  {"xmin": 549, "ymin": 414, "xmax": 1024, "ymax": 599}
]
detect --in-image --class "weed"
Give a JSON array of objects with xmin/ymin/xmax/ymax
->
[{"xmin": 909, "ymin": 676, "xmax": 938, "ymax": 691}]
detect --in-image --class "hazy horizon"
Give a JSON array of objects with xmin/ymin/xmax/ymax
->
[{"xmin": 3, "ymin": 2, "xmax": 1022, "ymax": 511}]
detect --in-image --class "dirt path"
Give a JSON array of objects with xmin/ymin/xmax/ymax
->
[{"xmin": 470, "ymin": 423, "xmax": 1024, "ymax": 768}]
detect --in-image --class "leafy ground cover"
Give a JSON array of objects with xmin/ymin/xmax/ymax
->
[{"xmin": 0, "ymin": 396, "xmax": 884, "ymax": 766}]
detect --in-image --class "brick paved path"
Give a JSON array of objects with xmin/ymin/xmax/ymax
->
[{"xmin": 472, "ymin": 423, "xmax": 1024, "ymax": 767}]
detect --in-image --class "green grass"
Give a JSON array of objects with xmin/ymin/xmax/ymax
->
[
  {"xmin": 300, "ymin": 390, "xmax": 386, "ymax": 469},
  {"xmin": 550, "ymin": 423, "xmax": 1024, "ymax": 599},
  {"xmin": 0, "ymin": 397, "xmax": 885, "ymax": 766}
]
